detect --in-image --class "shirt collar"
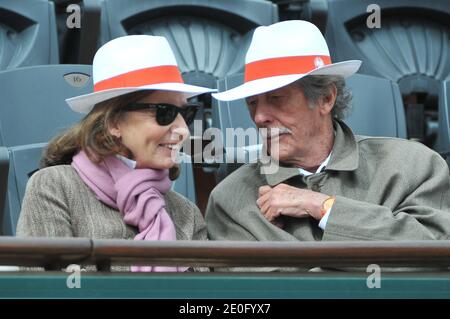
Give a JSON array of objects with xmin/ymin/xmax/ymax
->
[
  {"xmin": 261, "ymin": 119, "xmax": 359, "ymax": 186},
  {"xmin": 116, "ymin": 154, "xmax": 137, "ymax": 169},
  {"xmin": 298, "ymin": 152, "xmax": 332, "ymax": 176}
]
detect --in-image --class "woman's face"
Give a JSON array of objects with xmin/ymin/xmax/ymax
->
[{"xmin": 109, "ymin": 91, "xmax": 190, "ymax": 169}]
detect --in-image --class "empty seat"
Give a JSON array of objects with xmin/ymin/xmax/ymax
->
[
  {"xmin": 345, "ymin": 74, "xmax": 407, "ymax": 138},
  {"xmin": 437, "ymin": 80, "xmax": 450, "ymax": 166},
  {"xmin": 99, "ymin": 0, "xmax": 278, "ymax": 88},
  {"xmin": 0, "ymin": 0, "xmax": 59, "ymax": 70},
  {"xmin": 0, "ymin": 147, "xmax": 8, "ymax": 234},
  {"xmin": 0, "ymin": 64, "xmax": 91, "ymax": 234},
  {"xmin": 324, "ymin": 0, "xmax": 450, "ymax": 151},
  {"xmin": 2, "ymin": 143, "xmax": 45, "ymax": 235},
  {"xmin": 211, "ymin": 73, "xmax": 407, "ymax": 180},
  {"xmin": 324, "ymin": 0, "xmax": 450, "ymax": 82},
  {"xmin": 172, "ymin": 153, "xmax": 197, "ymax": 205},
  {"xmin": 0, "ymin": 64, "xmax": 92, "ymax": 147}
]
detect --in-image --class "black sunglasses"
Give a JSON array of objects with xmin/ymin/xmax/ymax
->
[{"xmin": 122, "ymin": 102, "xmax": 199, "ymax": 126}]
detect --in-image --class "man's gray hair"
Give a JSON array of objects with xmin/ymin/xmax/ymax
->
[{"xmin": 295, "ymin": 75, "xmax": 352, "ymax": 119}]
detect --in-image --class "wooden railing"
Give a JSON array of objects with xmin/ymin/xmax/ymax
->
[
  {"xmin": 0, "ymin": 237, "xmax": 91, "ymax": 269},
  {"xmin": 2, "ymin": 237, "xmax": 450, "ymax": 270}
]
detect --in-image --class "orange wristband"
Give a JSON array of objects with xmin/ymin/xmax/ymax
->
[{"xmin": 320, "ymin": 195, "xmax": 336, "ymax": 218}]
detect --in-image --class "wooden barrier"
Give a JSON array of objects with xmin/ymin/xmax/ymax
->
[
  {"xmin": 1, "ymin": 237, "xmax": 450, "ymax": 270},
  {"xmin": 2, "ymin": 237, "xmax": 450, "ymax": 298},
  {"xmin": 0, "ymin": 237, "xmax": 91, "ymax": 269}
]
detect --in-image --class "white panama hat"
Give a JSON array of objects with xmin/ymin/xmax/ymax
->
[
  {"xmin": 66, "ymin": 35, "xmax": 216, "ymax": 113},
  {"xmin": 212, "ymin": 20, "xmax": 362, "ymax": 101}
]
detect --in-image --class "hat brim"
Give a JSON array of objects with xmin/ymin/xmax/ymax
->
[
  {"xmin": 66, "ymin": 83, "xmax": 217, "ymax": 114},
  {"xmin": 212, "ymin": 60, "xmax": 362, "ymax": 102}
]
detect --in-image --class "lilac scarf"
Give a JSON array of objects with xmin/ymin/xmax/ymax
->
[{"xmin": 72, "ymin": 150, "xmax": 184, "ymax": 272}]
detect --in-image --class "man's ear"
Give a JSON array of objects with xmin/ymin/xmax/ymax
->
[{"xmin": 319, "ymin": 84, "xmax": 337, "ymax": 115}]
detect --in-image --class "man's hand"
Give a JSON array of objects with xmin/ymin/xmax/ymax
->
[{"xmin": 256, "ymin": 183, "xmax": 330, "ymax": 224}]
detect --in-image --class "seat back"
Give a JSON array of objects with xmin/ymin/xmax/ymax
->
[
  {"xmin": 171, "ymin": 153, "xmax": 197, "ymax": 204},
  {"xmin": 0, "ymin": 0, "xmax": 59, "ymax": 70},
  {"xmin": 0, "ymin": 147, "xmax": 8, "ymax": 234},
  {"xmin": 324, "ymin": 0, "xmax": 450, "ymax": 150},
  {"xmin": 437, "ymin": 80, "xmax": 450, "ymax": 166},
  {"xmin": 324, "ymin": 0, "xmax": 450, "ymax": 82},
  {"xmin": 212, "ymin": 73, "xmax": 256, "ymax": 145},
  {"xmin": 2, "ymin": 143, "xmax": 45, "ymax": 235},
  {"xmin": 0, "ymin": 65, "xmax": 92, "ymax": 147},
  {"xmin": 345, "ymin": 74, "xmax": 407, "ymax": 138}
]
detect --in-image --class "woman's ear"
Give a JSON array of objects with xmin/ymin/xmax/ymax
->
[
  {"xmin": 108, "ymin": 123, "xmax": 122, "ymax": 139},
  {"xmin": 107, "ymin": 110, "xmax": 126, "ymax": 139}
]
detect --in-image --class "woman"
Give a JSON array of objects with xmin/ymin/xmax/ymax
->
[{"xmin": 16, "ymin": 35, "xmax": 215, "ymax": 271}]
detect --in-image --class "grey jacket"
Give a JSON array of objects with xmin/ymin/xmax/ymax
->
[
  {"xmin": 17, "ymin": 165, "xmax": 206, "ymax": 242},
  {"xmin": 206, "ymin": 120, "xmax": 450, "ymax": 244}
]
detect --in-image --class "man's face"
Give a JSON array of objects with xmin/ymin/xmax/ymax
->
[{"xmin": 246, "ymin": 82, "xmax": 327, "ymax": 164}]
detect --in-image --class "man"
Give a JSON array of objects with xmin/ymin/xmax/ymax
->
[{"xmin": 205, "ymin": 20, "xmax": 450, "ymax": 264}]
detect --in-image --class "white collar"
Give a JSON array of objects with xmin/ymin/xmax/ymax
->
[
  {"xmin": 116, "ymin": 154, "xmax": 137, "ymax": 169},
  {"xmin": 298, "ymin": 152, "xmax": 332, "ymax": 176}
]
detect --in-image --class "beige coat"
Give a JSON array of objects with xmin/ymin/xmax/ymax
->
[{"xmin": 206, "ymin": 120, "xmax": 450, "ymax": 246}]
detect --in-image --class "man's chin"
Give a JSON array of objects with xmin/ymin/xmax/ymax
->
[{"xmin": 265, "ymin": 146, "xmax": 288, "ymax": 161}]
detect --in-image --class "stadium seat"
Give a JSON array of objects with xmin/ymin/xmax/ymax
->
[
  {"xmin": 271, "ymin": 0, "xmax": 328, "ymax": 34},
  {"xmin": 323, "ymin": 0, "xmax": 450, "ymax": 151},
  {"xmin": 0, "ymin": 64, "xmax": 90, "ymax": 234},
  {"xmin": 100, "ymin": 0, "xmax": 278, "ymax": 85},
  {"xmin": 345, "ymin": 74, "xmax": 407, "ymax": 138},
  {"xmin": 211, "ymin": 73, "xmax": 407, "ymax": 180},
  {"xmin": 0, "ymin": 64, "xmax": 92, "ymax": 147},
  {"xmin": 0, "ymin": 147, "xmax": 8, "ymax": 234},
  {"xmin": 1, "ymin": 143, "xmax": 45, "ymax": 235},
  {"xmin": 172, "ymin": 153, "xmax": 197, "ymax": 205},
  {"xmin": 324, "ymin": 0, "xmax": 450, "ymax": 82},
  {"xmin": 437, "ymin": 80, "xmax": 450, "ymax": 166},
  {"xmin": 0, "ymin": 0, "xmax": 59, "ymax": 70}
]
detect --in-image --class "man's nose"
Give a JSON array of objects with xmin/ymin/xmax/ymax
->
[{"xmin": 253, "ymin": 103, "xmax": 273, "ymax": 126}]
